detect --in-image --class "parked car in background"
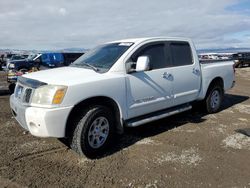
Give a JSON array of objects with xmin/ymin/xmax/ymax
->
[
  {"xmin": 233, "ymin": 52, "xmax": 250, "ymax": 68},
  {"xmin": 10, "ymin": 37, "xmax": 235, "ymax": 158},
  {"xmin": 0, "ymin": 54, "xmax": 4, "ymax": 70},
  {"xmin": 7, "ymin": 67, "xmax": 40, "ymax": 93},
  {"xmin": 6, "ymin": 52, "xmax": 83, "ymax": 93},
  {"xmin": 6, "ymin": 54, "xmax": 28, "ymax": 68},
  {"xmin": 7, "ymin": 54, "xmax": 40, "ymax": 71},
  {"xmin": 7, "ymin": 52, "xmax": 65, "ymax": 71},
  {"xmin": 1, "ymin": 53, "xmax": 15, "ymax": 68},
  {"xmin": 6, "ymin": 54, "xmax": 41, "ymax": 93}
]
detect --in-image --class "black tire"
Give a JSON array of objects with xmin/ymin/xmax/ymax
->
[
  {"xmin": 205, "ymin": 85, "xmax": 223, "ymax": 113},
  {"xmin": 18, "ymin": 68, "xmax": 28, "ymax": 73},
  {"xmin": 9, "ymin": 83, "xmax": 16, "ymax": 94},
  {"xmin": 69, "ymin": 105, "xmax": 115, "ymax": 158}
]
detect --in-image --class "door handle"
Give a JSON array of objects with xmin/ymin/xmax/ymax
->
[
  {"xmin": 192, "ymin": 68, "xmax": 200, "ymax": 74},
  {"xmin": 162, "ymin": 72, "xmax": 172, "ymax": 79}
]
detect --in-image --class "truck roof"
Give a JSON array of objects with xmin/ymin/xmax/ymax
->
[{"xmin": 109, "ymin": 37, "xmax": 191, "ymax": 44}]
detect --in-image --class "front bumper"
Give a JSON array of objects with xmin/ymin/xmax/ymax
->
[{"xmin": 10, "ymin": 95, "xmax": 73, "ymax": 138}]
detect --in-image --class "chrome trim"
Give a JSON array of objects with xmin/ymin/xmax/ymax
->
[{"xmin": 127, "ymin": 105, "xmax": 192, "ymax": 127}]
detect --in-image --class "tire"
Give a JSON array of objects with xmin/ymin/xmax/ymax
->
[
  {"xmin": 18, "ymin": 68, "xmax": 28, "ymax": 73},
  {"xmin": 69, "ymin": 105, "xmax": 115, "ymax": 158},
  {"xmin": 205, "ymin": 84, "xmax": 223, "ymax": 113},
  {"xmin": 9, "ymin": 83, "xmax": 16, "ymax": 94}
]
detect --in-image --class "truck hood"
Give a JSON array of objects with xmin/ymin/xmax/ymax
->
[{"xmin": 23, "ymin": 67, "xmax": 106, "ymax": 86}]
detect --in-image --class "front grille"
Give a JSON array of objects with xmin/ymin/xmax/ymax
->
[
  {"xmin": 24, "ymin": 88, "xmax": 32, "ymax": 103},
  {"xmin": 14, "ymin": 84, "xmax": 33, "ymax": 104},
  {"xmin": 14, "ymin": 77, "xmax": 45, "ymax": 104}
]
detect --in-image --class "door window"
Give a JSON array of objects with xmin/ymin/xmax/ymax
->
[
  {"xmin": 132, "ymin": 43, "xmax": 167, "ymax": 70},
  {"xmin": 170, "ymin": 42, "xmax": 193, "ymax": 66}
]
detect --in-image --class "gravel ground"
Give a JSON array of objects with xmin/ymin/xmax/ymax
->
[{"xmin": 0, "ymin": 68, "xmax": 250, "ymax": 188}]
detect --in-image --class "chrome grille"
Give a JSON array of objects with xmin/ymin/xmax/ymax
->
[
  {"xmin": 23, "ymin": 88, "xmax": 32, "ymax": 103},
  {"xmin": 14, "ymin": 84, "xmax": 33, "ymax": 104}
]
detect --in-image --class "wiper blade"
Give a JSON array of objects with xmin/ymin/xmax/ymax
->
[
  {"xmin": 83, "ymin": 63, "xmax": 99, "ymax": 72},
  {"xmin": 75, "ymin": 62, "xmax": 99, "ymax": 72}
]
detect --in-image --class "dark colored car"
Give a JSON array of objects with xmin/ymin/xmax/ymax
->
[
  {"xmin": 7, "ymin": 54, "xmax": 40, "ymax": 71},
  {"xmin": 233, "ymin": 52, "xmax": 250, "ymax": 68}
]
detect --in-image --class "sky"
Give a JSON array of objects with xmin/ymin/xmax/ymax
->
[{"xmin": 0, "ymin": 0, "xmax": 250, "ymax": 50}]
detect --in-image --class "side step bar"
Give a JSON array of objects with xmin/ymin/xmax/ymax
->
[{"xmin": 126, "ymin": 104, "xmax": 192, "ymax": 127}]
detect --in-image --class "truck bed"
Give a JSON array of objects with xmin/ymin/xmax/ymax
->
[{"xmin": 197, "ymin": 60, "xmax": 235, "ymax": 100}]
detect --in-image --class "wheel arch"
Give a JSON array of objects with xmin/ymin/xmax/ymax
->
[
  {"xmin": 65, "ymin": 96, "xmax": 124, "ymax": 137},
  {"xmin": 205, "ymin": 77, "xmax": 224, "ymax": 97},
  {"xmin": 18, "ymin": 66, "xmax": 29, "ymax": 71}
]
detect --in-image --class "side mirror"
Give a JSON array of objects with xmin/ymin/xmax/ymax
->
[{"xmin": 136, "ymin": 56, "xmax": 150, "ymax": 72}]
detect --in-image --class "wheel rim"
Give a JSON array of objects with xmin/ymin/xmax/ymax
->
[
  {"xmin": 87, "ymin": 117, "xmax": 109, "ymax": 149},
  {"xmin": 210, "ymin": 90, "xmax": 220, "ymax": 109}
]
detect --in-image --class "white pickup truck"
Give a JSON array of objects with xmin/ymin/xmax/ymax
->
[{"xmin": 10, "ymin": 37, "xmax": 235, "ymax": 157}]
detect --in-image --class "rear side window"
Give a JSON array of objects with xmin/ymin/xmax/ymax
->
[
  {"xmin": 135, "ymin": 44, "xmax": 166, "ymax": 69},
  {"xmin": 170, "ymin": 42, "xmax": 193, "ymax": 66}
]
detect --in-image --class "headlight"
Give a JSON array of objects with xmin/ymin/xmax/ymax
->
[
  {"xmin": 31, "ymin": 85, "xmax": 67, "ymax": 106},
  {"xmin": 9, "ymin": 63, "xmax": 15, "ymax": 68}
]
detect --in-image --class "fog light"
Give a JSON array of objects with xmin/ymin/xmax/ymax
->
[
  {"xmin": 29, "ymin": 122, "xmax": 36, "ymax": 127},
  {"xmin": 29, "ymin": 122, "xmax": 39, "ymax": 133}
]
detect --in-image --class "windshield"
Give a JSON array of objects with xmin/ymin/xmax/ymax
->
[
  {"xmin": 11, "ymin": 55, "xmax": 26, "ymax": 60},
  {"xmin": 71, "ymin": 42, "xmax": 134, "ymax": 72},
  {"xmin": 27, "ymin": 54, "xmax": 40, "ymax": 61}
]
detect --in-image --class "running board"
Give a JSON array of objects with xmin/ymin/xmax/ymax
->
[{"xmin": 126, "ymin": 104, "xmax": 192, "ymax": 127}]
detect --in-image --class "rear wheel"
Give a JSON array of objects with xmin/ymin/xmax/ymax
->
[
  {"xmin": 69, "ymin": 106, "xmax": 115, "ymax": 158},
  {"xmin": 205, "ymin": 85, "xmax": 223, "ymax": 113}
]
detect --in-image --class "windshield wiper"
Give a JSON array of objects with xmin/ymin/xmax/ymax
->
[
  {"xmin": 84, "ymin": 63, "xmax": 99, "ymax": 72},
  {"xmin": 74, "ymin": 62, "xmax": 99, "ymax": 72}
]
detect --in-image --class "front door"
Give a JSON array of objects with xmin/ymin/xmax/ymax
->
[{"xmin": 126, "ymin": 43, "xmax": 174, "ymax": 119}]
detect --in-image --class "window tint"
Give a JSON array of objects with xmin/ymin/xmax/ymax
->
[
  {"xmin": 136, "ymin": 44, "xmax": 166, "ymax": 69},
  {"xmin": 72, "ymin": 43, "xmax": 133, "ymax": 72},
  {"xmin": 170, "ymin": 42, "xmax": 192, "ymax": 66}
]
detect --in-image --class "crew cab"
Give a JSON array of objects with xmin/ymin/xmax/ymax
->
[{"xmin": 10, "ymin": 37, "xmax": 235, "ymax": 157}]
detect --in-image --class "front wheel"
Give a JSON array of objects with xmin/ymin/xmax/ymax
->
[
  {"xmin": 69, "ymin": 106, "xmax": 115, "ymax": 158},
  {"xmin": 205, "ymin": 85, "xmax": 223, "ymax": 113},
  {"xmin": 9, "ymin": 83, "xmax": 16, "ymax": 94}
]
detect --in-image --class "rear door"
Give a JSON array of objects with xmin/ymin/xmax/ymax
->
[
  {"xmin": 126, "ymin": 42, "xmax": 174, "ymax": 119},
  {"xmin": 169, "ymin": 41, "xmax": 201, "ymax": 106}
]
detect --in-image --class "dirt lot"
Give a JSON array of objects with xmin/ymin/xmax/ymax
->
[{"xmin": 0, "ymin": 68, "xmax": 250, "ymax": 188}]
